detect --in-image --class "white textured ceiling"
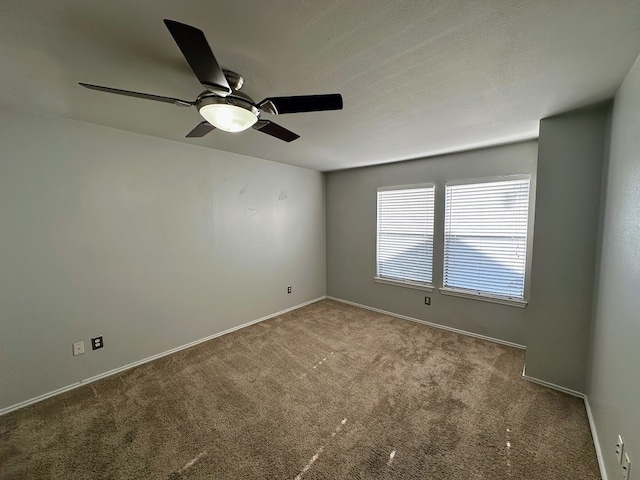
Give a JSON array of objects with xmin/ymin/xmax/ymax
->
[{"xmin": 1, "ymin": 1, "xmax": 639, "ymax": 171}]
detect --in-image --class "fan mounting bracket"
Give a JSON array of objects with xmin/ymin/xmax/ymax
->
[{"xmin": 222, "ymin": 69, "xmax": 244, "ymax": 91}]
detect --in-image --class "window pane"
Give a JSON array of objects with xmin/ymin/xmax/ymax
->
[
  {"xmin": 377, "ymin": 186, "xmax": 434, "ymax": 285},
  {"xmin": 443, "ymin": 178, "xmax": 530, "ymax": 299}
]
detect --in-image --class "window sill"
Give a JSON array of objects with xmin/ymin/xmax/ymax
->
[
  {"xmin": 374, "ymin": 277, "xmax": 434, "ymax": 292},
  {"xmin": 439, "ymin": 288, "xmax": 527, "ymax": 308}
]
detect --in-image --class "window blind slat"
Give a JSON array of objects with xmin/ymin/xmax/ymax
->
[
  {"xmin": 377, "ymin": 186, "xmax": 434, "ymax": 285},
  {"xmin": 443, "ymin": 178, "xmax": 530, "ymax": 299}
]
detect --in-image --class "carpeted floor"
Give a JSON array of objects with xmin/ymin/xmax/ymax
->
[{"xmin": 0, "ymin": 299, "xmax": 599, "ymax": 479}]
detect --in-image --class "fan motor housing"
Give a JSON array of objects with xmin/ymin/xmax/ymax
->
[
  {"xmin": 195, "ymin": 92, "xmax": 260, "ymax": 119},
  {"xmin": 196, "ymin": 69, "xmax": 260, "ymax": 118}
]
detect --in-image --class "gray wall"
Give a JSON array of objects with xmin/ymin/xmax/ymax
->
[
  {"xmin": 326, "ymin": 141, "xmax": 538, "ymax": 345},
  {"xmin": 525, "ymin": 104, "xmax": 610, "ymax": 393},
  {"xmin": 587, "ymin": 55, "xmax": 640, "ymax": 478},
  {"xmin": 0, "ymin": 111, "xmax": 326, "ymax": 411}
]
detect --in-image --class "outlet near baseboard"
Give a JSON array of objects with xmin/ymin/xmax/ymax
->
[
  {"xmin": 72, "ymin": 341, "xmax": 85, "ymax": 356},
  {"xmin": 623, "ymin": 453, "xmax": 631, "ymax": 480},
  {"xmin": 617, "ymin": 435, "xmax": 625, "ymax": 463},
  {"xmin": 91, "ymin": 336, "xmax": 103, "ymax": 350}
]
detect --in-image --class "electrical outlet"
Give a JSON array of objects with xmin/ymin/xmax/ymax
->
[
  {"xmin": 91, "ymin": 336, "xmax": 104, "ymax": 350},
  {"xmin": 73, "ymin": 341, "xmax": 85, "ymax": 356},
  {"xmin": 623, "ymin": 453, "xmax": 631, "ymax": 480},
  {"xmin": 287, "ymin": 286, "xmax": 292, "ymax": 294},
  {"xmin": 617, "ymin": 435, "xmax": 625, "ymax": 464},
  {"xmin": 424, "ymin": 296, "xmax": 431, "ymax": 305}
]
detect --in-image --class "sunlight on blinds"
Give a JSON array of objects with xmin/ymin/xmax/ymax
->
[
  {"xmin": 443, "ymin": 178, "xmax": 530, "ymax": 299},
  {"xmin": 377, "ymin": 186, "xmax": 435, "ymax": 285}
]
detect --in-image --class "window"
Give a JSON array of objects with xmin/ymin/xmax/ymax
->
[
  {"xmin": 376, "ymin": 185, "xmax": 435, "ymax": 289},
  {"xmin": 442, "ymin": 177, "xmax": 531, "ymax": 305}
]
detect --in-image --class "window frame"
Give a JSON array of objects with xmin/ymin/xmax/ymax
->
[
  {"xmin": 374, "ymin": 183, "xmax": 436, "ymax": 292},
  {"xmin": 439, "ymin": 174, "xmax": 532, "ymax": 308}
]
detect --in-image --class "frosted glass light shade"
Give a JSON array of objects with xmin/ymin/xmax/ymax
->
[{"xmin": 198, "ymin": 103, "xmax": 258, "ymax": 132}]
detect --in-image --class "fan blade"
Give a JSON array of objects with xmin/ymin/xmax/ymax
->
[
  {"xmin": 252, "ymin": 120, "xmax": 300, "ymax": 142},
  {"xmin": 258, "ymin": 94, "xmax": 343, "ymax": 115},
  {"xmin": 79, "ymin": 83, "xmax": 194, "ymax": 106},
  {"xmin": 186, "ymin": 121, "xmax": 216, "ymax": 138},
  {"xmin": 164, "ymin": 19, "xmax": 231, "ymax": 96}
]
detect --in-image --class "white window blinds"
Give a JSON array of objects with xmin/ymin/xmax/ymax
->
[
  {"xmin": 377, "ymin": 186, "xmax": 435, "ymax": 285},
  {"xmin": 443, "ymin": 178, "xmax": 530, "ymax": 299}
]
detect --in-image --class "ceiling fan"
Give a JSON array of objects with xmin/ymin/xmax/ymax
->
[{"xmin": 79, "ymin": 19, "xmax": 343, "ymax": 142}]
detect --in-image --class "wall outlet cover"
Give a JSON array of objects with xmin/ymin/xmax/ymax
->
[
  {"xmin": 73, "ymin": 341, "xmax": 85, "ymax": 356},
  {"xmin": 617, "ymin": 435, "xmax": 625, "ymax": 464},
  {"xmin": 91, "ymin": 336, "xmax": 104, "ymax": 350},
  {"xmin": 623, "ymin": 453, "xmax": 631, "ymax": 480}
]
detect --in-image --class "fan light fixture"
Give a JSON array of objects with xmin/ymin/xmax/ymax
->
[
  {"xmin": 198, "ymin": 98, "xmax": 259, "ymax": 132},
  {"xmin": 79, "ymin": 20, "xmax": 343, "ymax": 142}
]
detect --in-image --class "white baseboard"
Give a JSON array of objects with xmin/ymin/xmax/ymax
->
[
  {"xmin": 326, "ymin": 297, "xmax": 606, "ymax": 478},
  {"xmin": 0, "ymin": 294, "xmax": 608, "ymax": 480},
  {"xmin": 520, "ymin": 365, "xmax": 585, "ymax": 398},
  {"xmin": 326, "ymin": 296, "xmax": 526, "ymax": 350},
  {"xmin": 520, "ymin": 367, "xmax": 606, "ymax": 480},
  {"xmin": 584, "ymin": 396, "xmax": 608, "ymax": 480},
  {"xmin": 0, "ymin": 296, "xmax": 326, "ymax": 417}
]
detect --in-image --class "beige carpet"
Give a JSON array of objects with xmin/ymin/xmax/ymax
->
[{"xmin": 0, "ymin": 299, "xmax": 599, "ymax": 479}]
